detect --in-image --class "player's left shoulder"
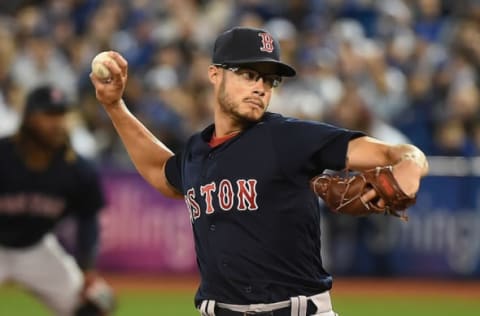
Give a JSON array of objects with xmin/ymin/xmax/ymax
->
[{"xmin": 67, "ymin": 151, "xmax": 102, "ymax": 181}]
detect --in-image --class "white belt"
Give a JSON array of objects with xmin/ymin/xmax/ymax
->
[{"xmin": 200, "ymin": 291, "xmax": 333, "ymax": 316}]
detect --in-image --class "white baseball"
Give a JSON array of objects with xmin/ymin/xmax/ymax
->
[{"xmin": 91, "ymin": 51, "xmax": 113, "ymax": 80}]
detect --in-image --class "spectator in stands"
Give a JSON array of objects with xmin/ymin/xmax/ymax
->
[
  {"xmin": 0, "ymin": 26, "xmax": 23, "ymax": 138},
  {"xmin": 1, "ymin": 0, "xmax": 479, "ymax": 163}
]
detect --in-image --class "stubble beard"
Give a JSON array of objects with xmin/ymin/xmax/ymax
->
[
  {"xmin": 22, "ymin": 123, "xmax": 67, "ymax": 151},
  {"xmin": 217, "ymin": 76, "xmax": 265, "ymax": 126}
]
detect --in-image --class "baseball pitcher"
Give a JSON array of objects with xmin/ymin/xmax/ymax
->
[{"xmin": 90, "ymin": 27, "xmax": 428, "ymax": 316}]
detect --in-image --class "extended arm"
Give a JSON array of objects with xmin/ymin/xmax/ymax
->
[
  {"xmin": 347, "ymin": 136, "xmax": 429, "ymax": 199},
  {"xmin": 90, "ymin": 51, "xmax": 181, "ymax": 198}
]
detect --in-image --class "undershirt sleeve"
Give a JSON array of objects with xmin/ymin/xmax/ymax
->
[
  {"xmin": 270, "ymin": 118, "xmax": 365, "ymax": 176},
  {"xmin": 165, "ymin": 154, "xmax": 183, "ymax": 193},
  {"xmin": 311, "ymin": 131, "xmax": 365, "ymax": 171}
]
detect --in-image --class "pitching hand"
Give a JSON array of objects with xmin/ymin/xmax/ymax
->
[{"xmin": 90, "ymin": 51, "xmax": 128, "ymax": 108}]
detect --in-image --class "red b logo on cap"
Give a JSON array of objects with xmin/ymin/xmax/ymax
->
[
  {"xmin": 50, "ymin": 88, "xmax": 64, "ymax": 104},
  {"xmin": 258, "ymin": 32, "xmax": 274, "ymax": 53}
]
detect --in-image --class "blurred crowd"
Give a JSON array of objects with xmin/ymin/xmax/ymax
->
[{"xmin": 0, "ymin": 0, "xmax": 480, "ymax": 168}]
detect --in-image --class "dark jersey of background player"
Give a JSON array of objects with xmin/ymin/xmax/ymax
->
[
  {"xmin": 0, "ymin": 86, "xmax": 105, "ymax": 270},
  {"xmin": 166, "ymin": 112, "xmax": 364, "ymax": 305}
]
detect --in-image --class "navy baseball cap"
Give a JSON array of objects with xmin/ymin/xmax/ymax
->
[
  {"xmin": 212, "ymin": 27, "xmax": 296, "ymax": 77},
  {"xmin": 24, "ymin": 85, "xmax": 70, "ymax": 114}
]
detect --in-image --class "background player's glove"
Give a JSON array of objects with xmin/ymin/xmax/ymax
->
[
  {"xmin": 75, "ymin": 274, "xmax": 116, "ymax": 316},
  {"xmin": 311, "ymin": 166, "xmax": 416, "ymax": 221}
]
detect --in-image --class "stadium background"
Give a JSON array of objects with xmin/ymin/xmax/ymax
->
[{"xmin": 0, "ymin": 0, "xmax": 479, "ymax": 315}]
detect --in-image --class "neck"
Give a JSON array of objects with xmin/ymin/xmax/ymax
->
[
  {"xmin": 214, "ymin": 128, "xmax": 242, "ymax": 138},
  {"xmin": 213, "ymin": 111, "xmax": 245, "ymax": 137},
  {"xmin": 16, "ymin": 135, "xmax": 56, "ymax": 171}
]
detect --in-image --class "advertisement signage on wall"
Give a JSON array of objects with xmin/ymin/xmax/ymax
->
[
  {"xmin": 96, "ymin": 162, "xmax": 480, "ymax": 277},
  {"xmin": 97, "ymin": 171, "xmax": 196, "ymax": 273}
]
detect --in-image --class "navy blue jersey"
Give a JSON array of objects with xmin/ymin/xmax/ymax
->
[
  {"xmin": 165, "ymin": 113, "xmax": 364, "ymax": 305},
  {"xmin": 0, "ymin": 137, "xmax": 105, "ymax": 248}
]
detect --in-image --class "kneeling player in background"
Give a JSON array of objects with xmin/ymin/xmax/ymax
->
[{"xmin": 0, "ymin": 85, "xmax": 114, "ymax": 316}]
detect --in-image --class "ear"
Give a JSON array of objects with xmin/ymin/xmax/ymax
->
[{"xmin": 208, "ymin": 65, "xmax": 220, "ymax": 84}]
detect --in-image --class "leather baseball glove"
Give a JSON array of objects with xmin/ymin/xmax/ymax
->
[{"xmin": 311, "ymin": 166, "xmax": 416, "ymax": 221}]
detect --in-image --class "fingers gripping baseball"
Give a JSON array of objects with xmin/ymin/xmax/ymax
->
[{"xmin": 90, "ymin": 51, "xmax": 128, "ymax": 108}]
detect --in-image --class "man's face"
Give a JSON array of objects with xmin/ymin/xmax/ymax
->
[
  {"xmin": 213, "ymin": 65, "xmax": 280, "ymax": 124},
  {"xmin": 24, "ymin": 111, "xmax": 69, "ymax": 150}
]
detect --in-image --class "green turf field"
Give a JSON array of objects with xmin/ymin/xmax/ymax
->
[{"xmin": 1, "ymin": 286, "xmax": 479, "ymax": 316}]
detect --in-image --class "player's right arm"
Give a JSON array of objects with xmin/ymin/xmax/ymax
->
[{"xmin": 90, "ymin": 51, "xmax": 182, "ymax": 199}]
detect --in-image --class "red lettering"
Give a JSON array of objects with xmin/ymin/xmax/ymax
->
[
  {"xmin": 185, "ymin": 188, "xmax": 201, "ymax": 221},
  {"xmin": 258, "ymin": 32, "xmax": 274, "ymax": 53},
  {"xmin": 200, "ymin": 182, "xmax": 217, "ymax": 214},
  {"xmin": 236, "ymin": 179, "xmax": 258, "ymax": 211},
  {"xmin": 218, "ymin": 180, "xmax": 234, "ymax": 210},
  {"xmin": 186, "ymin": 179, "xmax": 259, "ymax": 221}
]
